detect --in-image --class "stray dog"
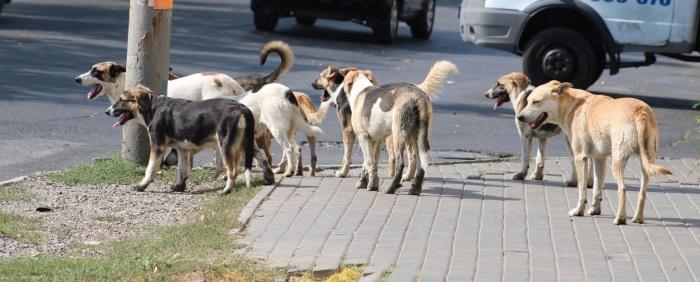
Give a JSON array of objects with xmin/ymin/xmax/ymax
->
[
  {"xmin": 518, "ymin": 80, "xmax": 671, "ymax": 224},
  {"xmin": 260, "ymin": 91, "xmax": 333, "ymax": 176},
  {"xmin": 240, "ymin": 83, "xmax": 324, "ymax": 177},
  {"xmin": 339, "ymin": 61, "xmax": 458, "ymax": 194},
  {"xmin": 105, "ymin": 86, "xmax": 275, "ymax": 194},
  {"xmin": 312, "ymin": 66, "xmax": 415, "ymax": 181},
  {"xmin": 485, "ymin": 72, "xmax": 590, "ymax": 186},
  {"xmin": 75, "ymin": 41, "xmax": 293, "ymax": 103}
]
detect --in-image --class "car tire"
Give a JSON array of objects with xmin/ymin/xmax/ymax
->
[
  {"xmin": 409, "ymin": 0, "xmax": 435, "ymax": 39},
  {"xmin": 372, "ymin": 0, "xmax": 399, "ymax": 43},
  {"xmin": 295, "ymin": 16, "xmax": 316, "ymax": 26},
  {"xmin": 254, "ymin": 12, "xmax": 279, "ymax": 31},
  {"xmin": 523, "ymin": 28, "xmax": 604, "ymax": 89}
]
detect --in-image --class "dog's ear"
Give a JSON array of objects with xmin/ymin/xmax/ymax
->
[
  {"xmin": 109, "ymin": 64, "xmax": 126, "ymax": 78},
  {"xmin": 552, "ymin": 81, "xmax": 573, "ymax": 95},
  {"xmin": 509, "ymin": 72, "xmax": 530, "ymax": 90},
  {"xmin": 343, "ymin": 71, "xmax": 359, "ymax": 94},
  {"xmin": 363, "ymin": 70, "xmax": 379, "ymax": 85}
]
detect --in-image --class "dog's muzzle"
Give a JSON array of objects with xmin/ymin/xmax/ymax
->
[{"xmin": 312, "ymin": 82, "xmax": 324, "ymax": 90}]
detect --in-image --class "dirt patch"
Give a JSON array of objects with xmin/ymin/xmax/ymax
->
[{"xmin": 0, "ymin": 176, "xmax": 219, "ymax": 258}]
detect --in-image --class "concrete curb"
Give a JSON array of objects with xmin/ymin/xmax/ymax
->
[
  {"xmin": 0, "ymin": 175, "xmax": 28, "ymax": 187},
  {"xmin": 232, "ymin": 177, "xmax": 284, "ymax": 236}
]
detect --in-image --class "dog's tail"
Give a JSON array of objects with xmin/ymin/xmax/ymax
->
[
  {"xmin": 416, "ymin": 60, "xmax": 458, "ymax": 98},
  {"xmin": 635, "ymin": 109, "xmax": 672, "ymax": 177},
  {"xmin": 260, "ymin": 41, "xmax": 294, "ymax": 84},
  {"xmin": 242, "ymin": 111, "xmax": 256, "ymax": 189}
]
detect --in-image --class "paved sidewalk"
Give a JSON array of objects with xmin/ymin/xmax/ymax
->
[{"xmin": 236, "ymin": 158, "xmax": 700, "ymax": 281}]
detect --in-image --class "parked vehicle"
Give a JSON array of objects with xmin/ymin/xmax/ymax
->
[
  {"xmin": 251, "ymin": 0, "xmax": 436, "ymax": 43},
  {"xmin": 0, "ymin": 0, "xmax": 11, "ymax": 17},
  {"xmin": 459, "ymin": 0, "xmax": 700, "ymax": 89}
]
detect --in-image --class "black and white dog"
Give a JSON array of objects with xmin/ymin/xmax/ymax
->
[{"xmin": 106, "ymin": 86, "xmax": 275, "ymax": 194}]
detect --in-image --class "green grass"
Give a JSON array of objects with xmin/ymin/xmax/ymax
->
[
  {"xmin": 46, "ymin": 155, "xmax": 223, "ymax": 186},
  {"xmin": 0, "ymin": 187, "xmax": 42, "ymax": 244},
  {"xmin": 2, "ymin": 155, "xmax": 280, "ymax": 281},
  {"xmin": 0, "ymin": 211, "xmax": 43, "ymax": 244},
  {"xmin": 0, "ymin": 186, "xmax": 31, "ymax": 203},
  {"xmin": 0, "ymin": 184, "xmax": 279, "ymax": 281}
]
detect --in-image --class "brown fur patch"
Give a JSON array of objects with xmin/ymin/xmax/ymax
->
[
  {"xmin": 201, "ymin": 72, "xmax": 219, "ymax": 76},
  {"xmin": 214, "ymin": 78, "xmax": 223, "ymax": 88}
]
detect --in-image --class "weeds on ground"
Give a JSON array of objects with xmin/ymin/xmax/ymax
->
[
  {"xmin": 1, "ymin": 156, "xmax": 280, "ymax": 281},
  {"xmin": 0, "ymin": 186, "xmax": 42, "ymax": 244}
]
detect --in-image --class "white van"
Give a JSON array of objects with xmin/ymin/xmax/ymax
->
[{"xmin": 459, "ymin": 0, "xmax": 700, "ymax": 89}]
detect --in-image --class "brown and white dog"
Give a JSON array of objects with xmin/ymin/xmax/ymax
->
[
  {"xmin": 312, "ymin": 66, "xmax": 416, "ymax": 181},
  {"xmin": 75, "ymin": 41, "xmax": 293, "ymax": 104},
  {"xmin": 339, "ymin": 61, "xmax": 458, "ymax": 195},
  {"xmin": 105, "ymin": 86, "xmax": 275, "ymax": 195},
  {"xmin": 517, "ymin": 81, "xmax": 671, "ymax": 224},
  {"xmin": 485, "ymin": 72, "xmax": 589, "ymax": 186}
]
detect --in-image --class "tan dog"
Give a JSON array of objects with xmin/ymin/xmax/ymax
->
[
  {"xmin": 341, "ymin": 61, "xmax": 458, "ymax": 194},
  {"xmin": 485, "ymin": 72, "xmax": 591, "ymax": 186},
  {"xmin": 518, "ymin": 81, "xmax": 671, "ymax": 224}
]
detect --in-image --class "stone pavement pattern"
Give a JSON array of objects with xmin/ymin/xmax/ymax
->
[{"xmin": 236, "ymin": 158, "xmax": 700, "ymax": 281}]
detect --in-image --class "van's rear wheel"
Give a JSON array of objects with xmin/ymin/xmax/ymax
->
[
  {"xmin": 409, "ymin": 0, "xmax": 435, "ymax": 39},
  {"xmin": 523, "ymin": 28, "xmax": 603, "ymax": 89},
  {"xmin": 254, "ymin": 12, "xmax": 279, "ymax": 31},
  {"xmin": 372, "ymin": 0, "xmax": 399, "ymax": 43},
  {"xmin": 295, "ymin": 16, "xmax": 316, "ymax": 26}
]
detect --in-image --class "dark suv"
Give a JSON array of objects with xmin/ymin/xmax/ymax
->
[{"xmin": 251, "ymin": 0, "xmax": 436, "ymax": 43}]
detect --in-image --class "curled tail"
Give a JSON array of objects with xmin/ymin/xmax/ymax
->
[
  {"xmin": 416, "ymin": 60, "xmax": 458, "ymax": 98},
  {"xmin": 293, "ymin": 112, "xmax": 323, "ymax": 138},
  {"xmin": 260, "ymin": 41, "xmax": 294, "ymax": 84},
  {"xmin": 306, "ymin": 100, "xmax": 332, "ymax": 126},
  {"xmin": 635, "ymin": 111, "xmax": 671, "ymax": 176}
]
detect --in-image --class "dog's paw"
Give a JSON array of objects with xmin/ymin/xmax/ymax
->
[
  {"xmin": 170, "ymin": 183, "xmax": 186, "ymax": 192},
  {"xmin": 512, "ymin": 172, "xmax": 526, "ymax": 181},
  {"xmin": 632, "ymin": 214, "xmax": 644, "ymax": 224},
  {"xmin": 613, "ymin": 217, "xmax": 627, "ymax": 225},
  {"xmin": 529, "ymin": 173, "xmax": 544, "ymax": 181},
  {"xmin": 355, "ymin": 181, "xmax": 367, "ymax": 189},
  {"xmin": 401, "ymin": 174, "xmax": 413, "ymax": 182},
  {"xmin": 217, "ymin": 189, "xmax": 232, "ymax": 197},
  {"xmin": 385, "ymin": 183, "xmax": 401, "ymax": 194},
  {"xmin": 263, "ymin": 171, "xmax": 276, "ymax": 185},
  {"xmin": 335, "ymin": 170, "xmax": 348, "ymax": 178},
  {"xmin": 132, "ymin": 184, "xmax": 147, "ymax": 192},
  {"xmin": 272, "ymin": 167, "xmax": 285, "ymax": 174},
  {"xmin": 568, "ymin": 207, "xmax": 585, "ymax": 217},
  {"xmin": 564, "ymin": 180, "xmax": 578, "ymax": 187},
  {"xmin": 586, "ymin": 206, "xmax": 601, "ymax": 216}
]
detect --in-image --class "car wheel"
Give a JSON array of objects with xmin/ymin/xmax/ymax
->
[
  {"xmin": 254, "ymin": 12, "xmax": 279, "ymax": 31},
  {"xmin": 409, "ymin": 0, "xmax": 435, "ymax": 39},
  {"xmin": 523, "ymin": 28, "xmax": 604, "ymax": 89},
  {"xmin": 372, "ymin": 0, "xmax": 399, "ymax": 43},
  {"xmin": 295, "ymin": 16, "xmax": 316, "ymax": 26}
]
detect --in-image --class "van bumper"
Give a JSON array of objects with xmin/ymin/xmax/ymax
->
[{"xmin": 459, "ymin": 5, "xmax": 527, "ymax": 53}]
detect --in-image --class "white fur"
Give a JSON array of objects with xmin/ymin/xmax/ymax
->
[{"xmin": 240, "ymin": 83, "xmax": 323, "ymax": 176}]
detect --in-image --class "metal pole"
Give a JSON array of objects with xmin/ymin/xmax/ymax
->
[{"xmin": 122, "ymin": 0, "xmax": 172, "ymax": 164}]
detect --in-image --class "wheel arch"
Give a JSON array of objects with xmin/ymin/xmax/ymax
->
[{"xmin": 517, "ymin": 1, "xmax": 621, "ymax": 74}]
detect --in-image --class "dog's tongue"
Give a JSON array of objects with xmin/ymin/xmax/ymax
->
[
  {"xmin": 87, "ymin": 85, "xmax": 102, "ymax": 99},
  {"xmin": 493, "ymin": 96, "xmax": 506, "ymax": 111},
  {"xmin": 112, "ymin": 113, "xmax": 128, "ymax": 128}
]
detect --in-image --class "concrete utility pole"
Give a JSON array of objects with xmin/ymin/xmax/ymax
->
[{"xmin": 122, "ymin": 0, "xmax": 172, "ymax": 164}]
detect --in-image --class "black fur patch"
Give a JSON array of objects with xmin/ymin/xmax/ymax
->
[
  {"xmin": 234, "ymin": 74, "xmax": 266, "ymax": 93},
  {"xmin": 336, "ymin": 88, "xmax": 352, "ymax": 128},
  {"xmin": 284, "ymin": 89, "xmax": 298, "ymax": 107}
]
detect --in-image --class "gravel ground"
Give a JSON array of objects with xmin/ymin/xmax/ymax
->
[{"xmin": 0, "ymin": 176, "xmax": 218, "ymax": 258}]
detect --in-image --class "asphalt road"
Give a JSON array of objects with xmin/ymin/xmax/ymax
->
[{"xmin": 1, "ymin": 0, "xmax": 699, "ymax": 181}]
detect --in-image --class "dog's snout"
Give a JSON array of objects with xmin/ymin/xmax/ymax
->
[
  {"xmin": 517, "ymin": 115, "xmax": 526, "ymax": 122},
  {"xmin": 75, "ymin": 77, "xmax": 82, "ymax": 84}
]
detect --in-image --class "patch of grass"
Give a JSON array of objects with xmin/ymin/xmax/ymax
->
[
  {"xmin": 46, "ymin": 155, "xmax": 224, "ymax": 187},
  {"xmin": 0, "ymin": 186, "xmax": 31, "ymax": 203},
  {"xmin": 94, "ymin": 216, "xmax": 124, "ymax": 223},
  {"xmin": 0, "ymin": 211, "xmax": 43, "ymax": 244},
  {"xmin": 46, "ymin": 156, "xmax": 145, "ymax": 185},
  {"xmin": 376, "ymin": 265, "xmax": 395, "ymax": 282},
  {"xmin": 0, "ymin": 181, "xmax": 281, "ymax": 281}
]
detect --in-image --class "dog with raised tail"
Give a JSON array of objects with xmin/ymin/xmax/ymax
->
[
  {"xmin": 518, "ymin": 80, "xmax": 671, "ymax": 225},
  {"xmin": 485, "ymin": 72, "xmax": 591, "ymax": 187},
  {"xmin": 339, "ymin": 61, "xmax": 458, "ymax": 195}
]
